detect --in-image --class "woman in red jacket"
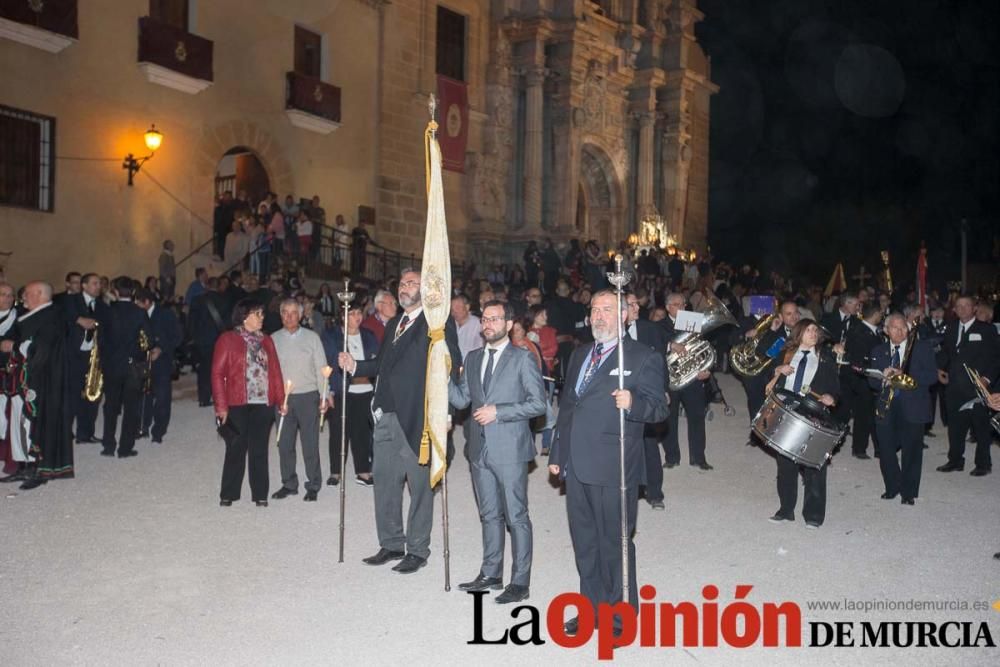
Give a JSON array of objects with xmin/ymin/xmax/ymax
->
[{"xmin": 212, "ymin": 299, "xmax": 286, "ymax": 507}]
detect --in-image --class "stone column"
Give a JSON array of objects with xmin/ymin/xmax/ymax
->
[
  {"xmin": 636, "ymin": 111, "xmax": 656, "ymax": 218},
  {"xmin": 523, "ymin": 65, "xmax": 546, "ymax": 232}
]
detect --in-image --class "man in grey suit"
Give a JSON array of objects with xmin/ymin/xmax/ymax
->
[{"xmin": 449, "ymin": 300, "xmax": 546, "ymax": 604}]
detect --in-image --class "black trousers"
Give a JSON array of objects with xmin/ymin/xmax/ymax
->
[
  {"xmin": 875, "ymin": 409, "xmax": 924, "ymax": 499},
  {"xmin": 642, "ymin": 421, "xmax": 667, "ymax": 502},
  {"xmin": 196, "ymin": 343, "xmax": 215, "ymax": 404},
  {"xmin": 102, "ymin": 368, "xmax": 141, "ymax": 455},
  {"xmin": 328, "ymin": 391, "xmax": 374, "ymax": 476},
  {"xmin": 741, "ymin": 373, "xmax": 769, "ymax": 422},
  {"xmin": 776, "ymin": 456, "xmax": 827, "ymax": 525},
  {"xmin": 665, "ymin": 382, "xmax": 707, "ymax": 465},
  {"xmin": 565, "ymin": 466, "xmax": 639, "ymax": 610},
  {"xmin": 220, "ymin": 404, "xmax": 274, "ymax": 502},
  {"xmin": 846, "ymin": 377, "xmax": 877, "ymax": 454},
  {"xmin": 945, "ymin": 395, "xmax": 993, "ymax": 469},
  {"xmin": 142, "ymin": 358, "xmax": 173, "ymax": 440},
  {"xmin": 69, "ymin": 350, "xmax": 100, "ymax": 440},
  {"xmin": 929, "ymin": 383, "xmax": 947, "ymax": 428}
]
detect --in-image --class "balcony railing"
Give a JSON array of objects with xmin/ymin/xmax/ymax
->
[
  {"xmin": 286, "ymin": 71, "xmax": 341, "ymax": 124},
  {"xmin": 137, "ymin": 15, "xmax": 213, "ymax": 86},
  {"xmin": 0, "ymin": 0, "xmax": 77, "ymax": 38}
]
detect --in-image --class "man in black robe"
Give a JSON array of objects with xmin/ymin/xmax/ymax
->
[{"xmin": 7, "ymin": 282, "xmax": 73, "ymax": 488}]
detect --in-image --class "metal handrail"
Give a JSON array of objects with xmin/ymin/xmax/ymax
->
[{"xmin": 174, "ymin": 236, "xmax": 216, "ymax": 269}]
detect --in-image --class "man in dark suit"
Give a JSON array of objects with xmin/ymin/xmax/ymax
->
[
  {"xmin": 936, "ymin": 296, "xmax": 1000, "ymax": 475},
  {"xmin": 842, "ymin": 303, "xmax": 884, "ymax": 458},
  {"xmin": 188, "ymin": 277, "xmax": 230, "ymax": 407},
  {"xmin": 548, "ymin": 290, "xmax": 668, "ymax": 632},
  {"xmin": 449, "ymin": 300, "xmax": 546, "ymax": 604},
  {"xmin": 662, "ymin": 292, "xmax": 712, "ymax": 470},
  {"xmin": 923, "ymin": 304, "xmax": 948, "ymax": 436},
  {"xmin": 624, "ymin": 293, "xmax": 669, "ymax": 509},
  {"xmin": 101, "ymin": 277, "xmax": 152, "ymax": 458},
  {"xmin": 338, "ymin": 269, "xmax": 461, "ymax": 574},
  {"xmin": 135, "ymin": 289, "xmax": 182, "ymax": 444},
  {"xmin": 820, "ymin": 293, "xmax": 859, "ymax": 346},
  {"xmin": 869, "ymin": 313, "xmax": 939, "ymax": 504},
  {"xmin": 63, "ymin": 273, "xmax": 110, "ymax": 443},
  {"xmin": 53, "ymin": 271, "xmax": 81, "ymax": 308}
]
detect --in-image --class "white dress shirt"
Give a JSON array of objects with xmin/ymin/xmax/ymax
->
[
  {"xmin": 480, "ymin": 337, "xmax": 510, "ymax": 385},
  {"xmin": 782, "ymin": 346, "xmax": 819, "ymax": 393}
]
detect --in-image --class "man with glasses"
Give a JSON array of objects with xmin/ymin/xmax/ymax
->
[
  {"xmin": 548, "ymin": 290, "xmax": 668, "ymax": 633},
  {"xmin": 449, "ymin": 300, "xmax": 546, "ymax": 604},
  {"xmin": 338, "ymin": 269, "xmax": 461, "ymax": 574}
]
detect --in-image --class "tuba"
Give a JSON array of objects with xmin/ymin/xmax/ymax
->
[
  {"xmin": 83, "ymin": 323, "xmax": 103, "ymax": 402},
  {"xmin": 729, "ymin": 312, "xmax": 779, "ymax": 377},
  {"xmin": 666, "ymin": 293, "xmax": 738, "ymax": 391}
]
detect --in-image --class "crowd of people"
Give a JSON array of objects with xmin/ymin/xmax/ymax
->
[{"xmin": 2, "ymin": 234, "xmax": 999, "ymax": 620}]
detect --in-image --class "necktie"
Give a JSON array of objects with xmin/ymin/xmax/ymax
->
[
  {"xmin": 891, "ymin": 345, "xmax": 900, "ymax": 368},
  {"xmin": 578, "ymin": 343, "xmax": 604, "ymax": 395},
  {"xmin": 393, "ymin": 314, "xmax": 410, "ymax": 343},
  {"xmin": 482, "ymin": 348, "xmax": 497, "ymax": 396},
  {"xmin": 792, "ymin": 350, "xmax": 809, "ymax": 393}
]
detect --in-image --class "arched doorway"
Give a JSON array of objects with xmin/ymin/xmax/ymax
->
[
  {"xmin": 215, "ymin": 146, "xmax": 271, "ymax": 207},
  {"xmin": 578, "ymin": 144, "xmax": 622, "ymax": 248}
]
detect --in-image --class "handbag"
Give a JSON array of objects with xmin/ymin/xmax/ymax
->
[{"xmin": 216, "ymin": 417, "xmax": 240, "ymax": 446}]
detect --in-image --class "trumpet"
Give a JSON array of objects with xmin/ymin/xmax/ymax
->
[
  {"xmin": 965, "ymin": 364, "xmax": 1000, "ymax": 435},
  {"xmin": 83, "ymin": 323, "xmax": 103, "ymax": 402}
]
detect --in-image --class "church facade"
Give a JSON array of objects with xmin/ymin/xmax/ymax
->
[{"xmin": 0, "ymin": 0, "xmax": 713, "ymax": 287}]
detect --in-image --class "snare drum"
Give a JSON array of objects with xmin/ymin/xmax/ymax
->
[{"xmin": 752, "ymin": 389, "xmax": 846, "ymax": 468}]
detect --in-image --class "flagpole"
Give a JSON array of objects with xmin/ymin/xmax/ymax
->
[
  {"xmin": 337, "ymin": 278, "xmax": 355, "ymax": 564},
  {"xmin": 606, "ymin": 254, "xmax": 632, "ymax": 603}
]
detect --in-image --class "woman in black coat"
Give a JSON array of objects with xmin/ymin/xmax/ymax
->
[{"xmin": 764, "ymin": 319, "xmax": 841, "ymax": 528}]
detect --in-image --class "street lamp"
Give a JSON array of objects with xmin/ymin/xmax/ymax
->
[{"xmin": 123, "ymin": 124, "xmax": 163, "ymax": 186}]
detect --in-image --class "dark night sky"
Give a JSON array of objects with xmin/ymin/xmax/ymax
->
[{"xmin": 696, "ymin": 0, "xmax": 999, "ymax": 287}]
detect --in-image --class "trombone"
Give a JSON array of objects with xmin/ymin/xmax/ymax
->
[{"xmin": 965, "ymin": 364, "xmax": 1000, "ymax": 435}]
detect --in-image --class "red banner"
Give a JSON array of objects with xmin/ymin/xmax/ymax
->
[{"xmin": 436, "ymin": 75, "xmax": 468, "ymax": 172}]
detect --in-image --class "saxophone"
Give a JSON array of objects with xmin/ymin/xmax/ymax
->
[
  {"xmin": 83, "ymin": 323, "xmax": 103, "ymax": 402},
  {"xmin": 729, "ymin": 313, "xmax": 779, "ymax": 377}
]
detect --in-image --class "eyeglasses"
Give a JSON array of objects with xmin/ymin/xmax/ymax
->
[
  {"xmin": 399, "ymin": 280, "xmax": 420, "ymax": 288},
  {"xmin": 481, "ymin": 316, "xmax": 507, "ymax": 324}
]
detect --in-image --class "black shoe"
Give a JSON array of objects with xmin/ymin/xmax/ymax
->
[
  {"xmin": 936, "ymin": 462, "xmax": 964, "ymax": 472},
  {"xmin": 220, "ymin": 499, "xmax": 233, "ymax": 507},
  {"xmin": 458, "ymin": 574, "xmax": 503, "ymax": 592},
  {"xmin": 271, "ymin": 487, "xmax": 297, "ymax": 499},
  {"xmin": 853, "ymin": 452, "xmax": 870, "ymax": 460},
  {"xmin": 117, "ymin": 450, "xmax": 138, "ymax": 458},
  {"xmin": 970, "ymin": 467, "xmax": 992, "ymax": 477},
  {"xmin": 355, "ymin": 475, "xmax": 374, "ymax": 487},
  {"xmin": 880, "ymin": 492, "xmax": 898, "ymax": 500},
  {"xmin": 648, "ymin": 499, "xmax": 665, "ymax": 510},
  {"xmin": 0, "ymin": 472, "xmax": 27, "ymax": 483},
  {"xmin": 994, "ymin": 552, "xmax": 1000, "ymax": 560},
  {"xmin": 362, "ymin": 548, "xmax": 405, "ymax": 566},
  {"xmin": 392, "ymin": 554, "xmax": 427, "ymax": 574},
  {"xmin": 901, "ymin": 497, "xmax": 915, "ymax": 505},
  {"xmin": 769, "ymin": 512, "xmax": 793, "ymax": 523},
  {"xmin": 100, "ymin": 450, "xmax": 115, "ymax": 457},
  {"xmin": 495, "ymin": 584, "xmax": 529, "ymax": 604},
  {"xmin": 326, "ymin": 476, "xmax": 340, "ymax": 486},
  {"xmin": 304, "ymin": 490, "xmax": 318, "ymax": 501},
  {"xmin": 663, "ymin": 462, "xmax": 677, "ymax": 469},
  {"xmin": 255, "ymin": 500, "xmax": 268, "ymax": 507},
  {"xmin": 695, "ymin": 462, "xmax": 713, "ymax": 471},
  {"xmin": 19, "ymin": 477, "xmax": 47, "ymax": 490}
]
